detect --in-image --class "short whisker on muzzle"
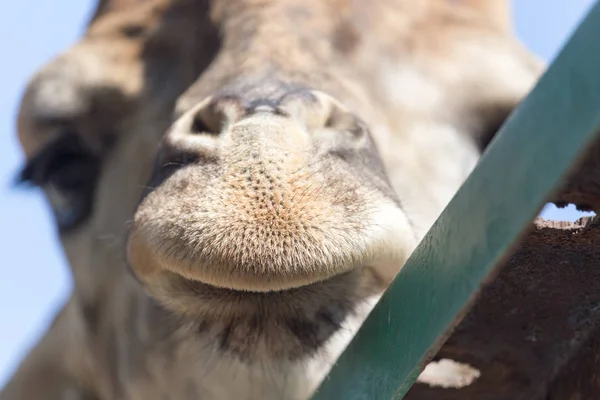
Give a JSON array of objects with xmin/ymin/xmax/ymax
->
[{"xmin": 287, "ymin": 158, "xmax": 326, "ymax": 182}]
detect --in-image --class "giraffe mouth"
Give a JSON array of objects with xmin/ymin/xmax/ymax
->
[
  {"xmin": 127, "ymin": 181, "xmax": 413, "ymax": 293},
  {"xmin": 127, "ymin": 110, "xmax": 415, "ymax": 293},
  {"xmin": 126, "ymin": 152, "xmax": 416, "ymax": 293}
]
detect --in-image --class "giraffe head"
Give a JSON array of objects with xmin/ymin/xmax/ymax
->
[{"xmin": 9, "ymin": 0, "xmax": 544, "ymax": 397}]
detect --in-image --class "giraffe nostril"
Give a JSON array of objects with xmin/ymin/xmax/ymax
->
[
  {"xmin": 186, "ymin": 94, "xmax": 246, "ymax": 136},
  {"xmin": 190, "ymin": 113, "xmax": 217, "ymax": 136}
]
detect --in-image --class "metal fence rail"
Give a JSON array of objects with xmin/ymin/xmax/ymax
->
[{"xmin": 312, "ymin": 2, "xmax": 600, "ymax": 399}]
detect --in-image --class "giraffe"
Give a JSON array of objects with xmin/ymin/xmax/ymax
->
[{"xmin": 3, "ymin": 0, "xmax": 543, "ymax": 398}]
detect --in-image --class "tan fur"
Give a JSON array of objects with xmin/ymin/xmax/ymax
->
[{"xmin": 4, "ymin": 0, "xmax": 543, "ymax": 398}]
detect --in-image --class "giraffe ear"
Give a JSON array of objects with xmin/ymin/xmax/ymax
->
[
  {"xmin": 447, "ymin": 0, "xmax": 512, "ymax": 32},
  {"xmin": 89, "ymin": 0, "xmax": 147, "ymax": 24}
]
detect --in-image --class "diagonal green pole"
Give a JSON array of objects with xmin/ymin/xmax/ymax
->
[{"xmin": 312, "ymin": 2, "xmax": 600, "ymax": 399}]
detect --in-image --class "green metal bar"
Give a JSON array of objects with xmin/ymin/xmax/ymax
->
[{"xmin": 312, "ymin": 3, "xmax": 600, "ymax": 399}]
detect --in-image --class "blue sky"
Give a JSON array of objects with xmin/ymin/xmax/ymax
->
[{"xmin": 0, "ymin": 0, "xmax": 596, "ymax": 388}]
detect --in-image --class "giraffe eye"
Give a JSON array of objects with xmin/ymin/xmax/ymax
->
[{"xmin": 17, "ymin": 132, "xmax": 101, "ymax": 232}]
